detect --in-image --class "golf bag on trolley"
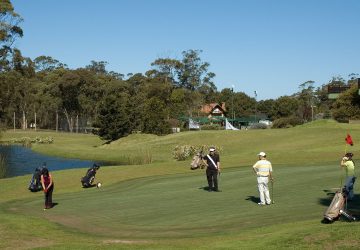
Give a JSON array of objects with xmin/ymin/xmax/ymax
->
[
  {"xmin": 190, "ymin": 152, "xmax": 207, "ymax": 170},
  {"xmin": 323, "ymin": 179, "xmax": 356, "ymax": 223},
  {"xmin": 28, "ymin": 166, "xmax": 44, "ymax": 192},
  {"xmin": 81, "ymin": 164, "xmax": 100, "ymax": 188}
]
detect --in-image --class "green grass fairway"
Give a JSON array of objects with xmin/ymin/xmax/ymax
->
[{"xmin": 1, "ymin": 120, "xmax": 360, "ymax": 249}]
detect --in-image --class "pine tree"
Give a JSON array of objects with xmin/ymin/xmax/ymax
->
[
  {"xmin": 142, "ymin": 97, "xmax": 170, "ymax": 135},
  {"xmin": 95, "ymin": 94, "xmax": 131, "ymax": 141}
]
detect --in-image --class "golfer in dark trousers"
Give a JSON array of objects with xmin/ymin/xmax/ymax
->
[
  {"xmin": 203, "ymin": 147, "xmax": 221, "ymax": 192},
  {"xmin": 40, "ymin": 168, "xmax": 54, "ymax": 210}
]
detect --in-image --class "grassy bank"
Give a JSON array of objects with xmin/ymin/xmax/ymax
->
[
  {"xmin": 2, "ymin": 120, "xmax": 360, "ymax": 166},
  {"xmin": 1, "ymin": 120, "xmax": 359, "ymax": 249}
]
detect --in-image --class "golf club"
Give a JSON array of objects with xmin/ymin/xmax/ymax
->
[
  {"xmin": 340, "ymin": 209, "xmax": 356, "ymax": 221},
  {"xmin": 271, "ymin": 180, "xmax": 275, "ymax": 204}
]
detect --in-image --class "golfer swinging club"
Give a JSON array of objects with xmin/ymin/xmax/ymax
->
[{"xmin": 252, "ymin": 152, "xmax": 273, "ymax": 205}]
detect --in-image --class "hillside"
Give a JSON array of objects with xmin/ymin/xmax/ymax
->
[{"xmin": 0, "ymin": 120, "xmax": 359, "ymax": 249}]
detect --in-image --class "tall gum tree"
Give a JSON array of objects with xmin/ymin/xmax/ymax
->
[{"xmin": 0, "ymin": 0, "xmax": 23, "ymax": 71}]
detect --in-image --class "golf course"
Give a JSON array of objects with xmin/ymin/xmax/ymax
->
[{"xmin": 1, "ymin": 119, "xmax": 359, "ymax": 249}]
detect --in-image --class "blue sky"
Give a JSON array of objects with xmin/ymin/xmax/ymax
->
[{"xmin": 11, "ymin": 0, "xmax": 360, "ymax": 100}]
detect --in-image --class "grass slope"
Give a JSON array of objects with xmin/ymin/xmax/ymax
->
[{"xmin": 1, "ymin": 120, "xmax": 360, "ymax": 249}]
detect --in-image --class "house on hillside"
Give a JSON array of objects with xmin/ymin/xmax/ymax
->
[{"xmin": 200, "ymin": 102, "xmax": 227, "ymax": 118}]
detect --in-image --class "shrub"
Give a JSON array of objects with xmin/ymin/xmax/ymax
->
[
  {"xmin": 200, "ymin": 124, "xmax": 223, "ymax": 130},
  {"xmin": 250, "ymin": 123, "xmax": 268, "ymax": 129},
  {"xmin": 167, "ymin": 118, "xmax": 180, "ymax": 128},
  {"xmin": 173, "ymin": 145, "xmax": 223, "ymax": 161},
  {"xmin": 272, "ymin": 117, "xmax": 303, "ymax": 128},
  {"xmin": 9, "ymin": 136, "xmax": 54, "ymax": 145},
  {"xmin": 172, "ymin": 145, "xmax": 196, "ymax": 161}
]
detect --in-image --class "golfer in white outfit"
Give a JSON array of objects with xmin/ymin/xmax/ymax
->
[{"xmin": 252, "ymin": 152, "xmax": 273, "ymax": 205}]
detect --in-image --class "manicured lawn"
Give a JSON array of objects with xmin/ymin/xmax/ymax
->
[{"xmin": 0, "ymin": 120, "xmax": 359, "ymax": 249}]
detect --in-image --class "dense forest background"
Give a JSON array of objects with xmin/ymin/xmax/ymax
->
[{"xmin": 1, "ymin": 0, "xmax": 360, "ymax": 141}]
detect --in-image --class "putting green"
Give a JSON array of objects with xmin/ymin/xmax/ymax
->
[{"xmin": 5, "ymin": 163, "xmax": 357, "ymax": 240}]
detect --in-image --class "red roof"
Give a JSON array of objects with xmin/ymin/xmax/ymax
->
[{"xmin": 200, "ymin": 103, "xmax": 226, "ymax": 114}]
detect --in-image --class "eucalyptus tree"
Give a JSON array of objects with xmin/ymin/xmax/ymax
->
[
  {"xmin": 272, "ymin": 96, "xmax": 299, "ymax": 119},
  {"xmin": 34, "ymin": 55, "xmax": 67, "ymax": 72},
  {"xmin": 176, "ymin": 49, "xmax": 215, "ymax": 91},
  {"xmin": 0, "ymin": 70, "xmax": 21, "ymax": 124},
  {"xmin": 332, "ymin": 84, "xmax": 360, "ymax": 122},
  {"xmin": 33, "ymin": 86, "xmax": 61, "ymax": 129},
  {"xmin": 218, "ymin": 89, "xmax": 255, "ymax": 118},
  {"xmin": 327, "ymin": 75, "xmax": 346, "ymax": 86},
  {"xmin": 52, "ymin": 69, "xmax": 95, "ymax": 132},
  {"xmin": 150, "ymin": 58, "xmax": 181, "ymax": 85},
  {"xmin": 185, "ymin": 90, "xmax": 204, "ymax": 117},
  {"xmin": 11, "ymin": 48, "xmax": 35, "ymax": 77},
  {"xmin": 85, "ymin": 60, "xmax": 108, "ymax": 75},
  {"xmin": 233, "ymin": 92, "xmax": 257, "ymax": 117},
  {"xmin": 348, "ymin": 73, "xmax": 359, "ymax": 80},
  {"xmin": 0, "ymin": 0, "xmax": 23, "ymax": 71},
  {"xmin": 0, "ymin": 71, "xmax": 35, "ymax": 128},
  {"xmin": 198, "ymin": 72, "xmax": 218, "ymax": 104},
  {"xmin": 257, "ymin": 99, "xmax": 276, "ymax": 119},
  {"xmin": 297, "ymin": 80, "xmax": 316, "ymax": 121},
  {"xmin": 31, "ymin": 65, "xmax": 127, "ymax": 132}
]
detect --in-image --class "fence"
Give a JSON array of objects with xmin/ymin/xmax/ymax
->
[{"xmin": 10, "ymin": 111, "xmax": 94, "ymax": 133}]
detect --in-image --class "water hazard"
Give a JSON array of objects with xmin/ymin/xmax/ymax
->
[{"xmin": 0, "ymin": 145, "xmax": 101, "ymax": 178}]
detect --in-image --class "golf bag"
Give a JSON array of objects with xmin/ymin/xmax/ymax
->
[
  {"xmin": 28, "ymin": 167, "xmax": 44, "ymax": 192},
  {"xmin": 323, "ymin": 187, "xmax": 356, "ymax": 223},
  {"xmin": 81, "ymin": 164, "xmax": 100, "ymax": 188},
  {"xmin": 190, "ymin": 153, "xmax": 207, "ymax": 170}
]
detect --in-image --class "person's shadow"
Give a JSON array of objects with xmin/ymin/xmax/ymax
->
[
  {"xmin": 245, "ymin": 196, "xmax": 259, "ymax": 204},
  {"xmin": 50, "ymin": 202, "xmax": 58, "ymax": 208},
  {"xmin": 199, "ymin": 186, "xmax": 211, "ymax": 191}
]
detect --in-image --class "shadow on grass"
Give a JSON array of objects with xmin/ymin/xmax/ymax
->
[
  {"xmin": 245, "ymin": 196, "xmax": 259, "ymax": 204},
  {"xmin": 199, "ymin": 186, "xmax": 211, "ymax": 192},
  {"xmin": 319, "ymin": 189, "xmax": 336, "ymax": 207},
  {"xmin": 44, "ymin": 202, "xmax": 58, "ymax": 210}
]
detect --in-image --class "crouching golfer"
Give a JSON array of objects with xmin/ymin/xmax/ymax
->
[
  {"xmin": 252, "ymin": 152, "xmax": 273, "ymax": 205},
  {"xmin": 340, "ymin": 152, "xmax": 356, "ymax": 200},
  {"xmin": 41, "ymin": 168, "xmax": 54, "ymax": 210},
  {"xmin": 203, "ymin": 147, "xmax": 221, "ymax": 192}
]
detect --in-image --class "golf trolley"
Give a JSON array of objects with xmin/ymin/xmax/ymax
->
[
  {"xmin": 28, "ymin": 166, "xmax": 44, "ymax": 192},
  {"xmin": 190, "ymin": 152, "xmax": 207, "ymax": 170},
  {"xmin": 81, "ymin": 164, "xmax": 100, "ymax": 188},
  {"xmin": 323, "ymin": 177, "xmax": 357, "ymax": 223}
]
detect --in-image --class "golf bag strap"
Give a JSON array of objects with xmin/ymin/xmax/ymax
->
[{"xmin": 206, "ymin": 154, "xmax": 218, "ymax": 169}]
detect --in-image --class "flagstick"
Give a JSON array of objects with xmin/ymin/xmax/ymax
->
[
  {"xmin": 342, "ymin": 133, "xmax": 354, "ymax": 189},
  {"xmin": 341, "ymin": 143, "xmax": 348, "ymax": 188}
]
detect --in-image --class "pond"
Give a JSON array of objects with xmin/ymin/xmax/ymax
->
[{"xmin": 0, "ymin": 145, "xmax": 102, "ymax": 179}]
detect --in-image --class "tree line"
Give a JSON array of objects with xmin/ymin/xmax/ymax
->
[{"xmin": 1, "ymin": 0, "xmax": 359, "ymax": 141}]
